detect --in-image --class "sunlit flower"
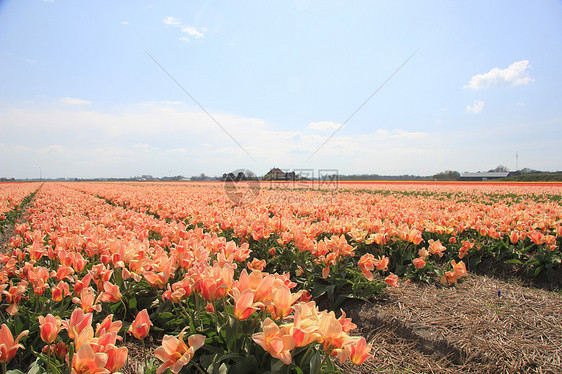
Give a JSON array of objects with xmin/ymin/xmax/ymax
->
[
  {"xmin": 384, "ymin": 273, "xmax": 398, "ymax": 287},
  {"xmin": 0, "ymin": 324, "xmax": 29, "ymax": 363},
  {"xmin": 38, "ymin": 314, "xmax": 64, "ymax": 344},
  {"xmin": 155, "ymin": 327, "xmax": 205, "ymax": 374},
  {"xmin": 129, "ymin": 309, "xmax": 152, "ymax": 340}
]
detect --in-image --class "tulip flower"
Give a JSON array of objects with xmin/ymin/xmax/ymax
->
[
  {"xmin": 155, "ymin": 327, "xmax": 205, "ymax": 374},
  {"xmin": 232, "ymin": 289, "xmax": 260, "ymax": 320},
  {"xmin": 349, "ymin": 337, "xmax": 372, "ymax": 365},
  {"xmin": 384, "ymin": 273, "xmax": 399, "ymax": 287},
  {"xmin": 0, "ymin": 324, "xmax": 29, "ymax": 364},
  {"xmin": 129, "ymin": 309, "xmax": 152, "ymax": 340},
  {"xmin": 104, "ymin": 346, "xmax": 128, "ymax": 373},
  {"xmin": 99, "ymin": 282, "xmax": 122, "ymax": 303},
  {"xmin": 252, "ymin": 318, "xmax": 295, "ymax": 365},
  {"xmin": 71, "ymin": 343, "xmax": 109, "ymax": 374},
  {"xmin": 67, "ymin": 308, "xmax": 93, "ymax": 340},
  {"xmin": 413, "ymin": 257, "xmax": 426, "ymax": 269},
  {"xmin": 38, "ymin": 314, "xmax": 63, "ymax": 344}
]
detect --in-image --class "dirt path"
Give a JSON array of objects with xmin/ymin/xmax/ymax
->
[{"xmin": 340, "ymin": 275, "xmax": 562, "ymax": 373}]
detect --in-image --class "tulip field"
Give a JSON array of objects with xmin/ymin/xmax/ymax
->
[{"xmin": 0, "ymin": 181, "xmax": 561, "ymax": 373}]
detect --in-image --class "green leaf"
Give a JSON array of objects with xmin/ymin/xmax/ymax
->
[
  {"xmin": 228, "ymin": 356, "xmax": 259, "ymax": 374},
  {"xmin": 7, "ymin": 370, "xmax": 25, "ymax": 374},
  {"xmin": 293, "ymin": 365, "xmax": 305, "ymax": 374},
  {"xmin": 504, "ymin": 259, "xmax": 523, "ymax": 265},
  {"xmin": 309, "ymin": 352, "xmax": 322, "ymax": 374},
  {"xmin": 271, "ymin": 360, "xmax": 287, "ymax": 374},
  {"xmin": 128, "ymin": 297, "xmax": 137, "ymax": 309},
  {"xmin": 157, "ymin": 311, "xmax": 173, "ymax": 319}
]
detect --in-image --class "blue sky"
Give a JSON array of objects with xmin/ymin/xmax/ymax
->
[{"xmin": 1, "ymin": 0, "xmax": 561, "ymax": 179}]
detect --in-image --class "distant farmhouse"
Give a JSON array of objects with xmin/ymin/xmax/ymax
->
[
  {"xmin": 459, "ymin": 171, "xmax": 511, "ymax": 181},
  {"xmin": 263, "ymin": 168, "xmax": 297, "ymax": 181}
]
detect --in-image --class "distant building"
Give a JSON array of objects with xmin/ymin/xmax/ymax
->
[
  {"xmin": 263, "ymin": 168, "xmax": 287, "ymax": 181},
  {"xmin": 459, "ymin": 172, "xmax": 511, "ymax": 181}
]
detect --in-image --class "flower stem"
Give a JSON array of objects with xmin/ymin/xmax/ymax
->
[
  {"xmin": 142, "ymin": 339, "xmax": 147, "ymax": 373},
  {"xmin": 46, "ymin": 346, "xmax": 51, "ymax": 374},
  {"xmin": 299, "ymin": 344, "xmax": 315, "ymax": 368}
]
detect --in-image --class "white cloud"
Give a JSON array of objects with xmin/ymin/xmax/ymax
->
[
  {"xmin": 309, "ymin": 121, "xmax": 341, "ymax": 131},
  {"xmin": 466, "ymin": 100, "xmax": 485, "ymax": 114},
  {"xmin": 121, "ymin": 21, "xmax": 130, "ymax": 25},
  {"xmin": 163, "ymin": 16, "xmax": 181, "ymax": 26},
  {"xmin": 60, "ymin": 97, "xmax": 91, "ymax": 105},
  {"xmin": 9, "ymin": 102, "xmax": 542, "ymax": 178},
  {"xmin": 38, "ymin": 145, "xmax": 64, "ymax": 154},
  {"xmin": 163, "ymin": 16, "xmax": 206, "ymax": 40},
  {"xmin": 134, "ymin": 143, "xmax": 159, "ymax": 152},
  {"xmin": 181, "ymin": 25, "xmax": 206, "ymax": 39},
  {"xmin": 464, "ymin": 60, "xmax": 534, "ymax": 90}
]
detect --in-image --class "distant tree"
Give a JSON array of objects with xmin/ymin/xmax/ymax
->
[
  {"xmin": 432, "ymin": 170, "xmax": 460, "ymax": 181},
  {"xmin": 488, "ymin": 165, "xmax": 509, "ymax": 172}
]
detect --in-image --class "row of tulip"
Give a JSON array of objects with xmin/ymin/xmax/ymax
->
[
  {"xmin": 1, "ymin": 183, "xmax": 375, "ymax": 373},
  {"xmin": 0, "ymin": 183, "xmax": 41, "ymax": 231},
  {"xmin": 70, "ymin": 182, "xmax": 562, "ymax": 284}
]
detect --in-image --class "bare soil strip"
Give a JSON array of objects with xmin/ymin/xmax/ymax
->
[{"xmin": 341, "ymin": 275, "xmax": 562, "ymax": 373}]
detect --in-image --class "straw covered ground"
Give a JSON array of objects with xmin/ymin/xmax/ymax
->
[{"xmin": 339, "ymin": 275, "xmax": 562, "ymax": 373}]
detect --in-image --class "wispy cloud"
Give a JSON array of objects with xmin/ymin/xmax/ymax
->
[
  {"xmin": 120, "ymin": 21, "xmax": 130, "ymax": 25},
  {"xmin": 163, "ymin": 16, "xmax": 181, "ymax": 26},
  {"xmin": 464, "ymin": 60, "xmax": 534, "ymax": 90},
  {"xmin": 309, "ymin": 121, "xmax": 341, "ymax": 131},
  {"xmin": 4, "ymin": 51, "xmax": 36, "ymax": 64},
  {"xmin": 467, "ymin": 99, "xmax": 485, "ymax": 114},
  {"xmin": 0, "ymin": 103, "xmax": 439, "ymax": 177},
  {"xmin": 181, "ymin": 25, "xmax": 207, "ymax": 39},
  {"xmin": 163, "ymin": 16, "xmax": 206, "ymax": 42},
  {"xmin": 60, "ymin": 97, "xmax": 91, "ymax": 105}
]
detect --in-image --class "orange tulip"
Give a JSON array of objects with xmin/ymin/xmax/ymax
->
[
  {"xmin": 67, "ymin": 308, "xmax": 93, "ymax": 340},
  {"xmin": 349, "ymin": 337, "xmax": 372, "ymax": 365},
  {"xmin": 129, "ymin": 309, "xmax": 152, "ymax": 340},
  {"xmin": 104, "ymin": 346, "xmax": 128, "ymax": 372},
  {"xmin": 358, "ymin": 254, "xmax": 375, "ymax": 281},
  {"xmin": 374, "ymin": 256, "xmax": 389, "ymax": 271},
  {"xmin": 71, "ymin": 343, "xmax": 109, "ymax": 374},
  {"xmin": 384, "ymin": 273, "xmax": 398, "ymax": 287},
  {"xmin": 95, "ymin": 314, "xmax": 123, "ymax": 338},
  {"xmin": 38, "ymin": 314, "xmax": 63, "ymax": 344},
  {"xmin": 252, "ymin": 318, "xmax": 295, "ymax": 365},
  {"xmin": 52, "ymin": 280, "xmax": 70, "ymax": 302},
  {"xmin": 154, "ymin": 327, "xmax": 205, "ymax": 374},
  {"xmin": 99, "ymin": 282, "xmax": 122, "ymax": 303},
  {"xmin": 413, "ymin": 257, "xmax": 426, "ymax": 269},
  {"xmin": 0, "ymin": 324, "xmax": 29, "ymax": 363},
  {"xmin": 232, "ymin": 289, "xmax": 260, "ymax": 320}
]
